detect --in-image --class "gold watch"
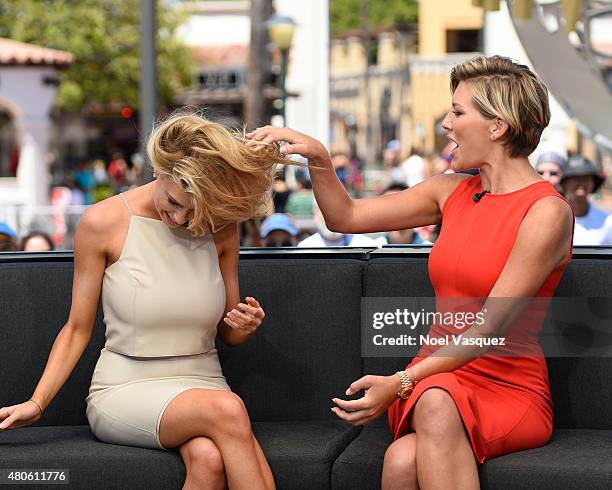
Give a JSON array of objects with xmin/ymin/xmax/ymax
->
[{"xmin": 396, "ymin": 370, "xmax": 414, "ymax": 400}]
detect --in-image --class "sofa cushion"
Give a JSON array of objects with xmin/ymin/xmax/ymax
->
[
  {"xmin": 331, "ymin": 421, "xmax": 391, "ymax": 490},
  {"xmin": 544, "ymin": 259, "xmax": 612, "ymax": 430},
  {"xmin": 332, "ymin": 424, "xmax": 612, "ymax": 490},
  {"xmin": 0, "ymin": 421, "xmax": 360, "ymax": 490},
  {"xmin": 254, "ymin": 421, "xmax": 360, "ymax": 490},
  {"xmin": 0, "ymin": 426, "xmax": 184, "ymax": 490},
  {"xmin": 218, "ymin": 258, "xmax": 365, "ymax": 422},
  {"xmin": 361, "ymin": 256, "xmax": 436, "ymax": 392},
  {"xmin": 478, "ymin": 429, "xmax": 612, "ymax": 489}
]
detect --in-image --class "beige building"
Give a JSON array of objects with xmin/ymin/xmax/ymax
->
[
  {"xmin": 330, "ymin": 0, "xmax": 484, "ymax": 165},
  {"xmin": 413, "ymin": 0, "xmax": 484, "ymax": 153},
  {"xmin": 330, "ymin": 29, "xmax": 416, "ymax": 167}
]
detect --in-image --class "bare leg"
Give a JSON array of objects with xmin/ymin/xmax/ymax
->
[
  {"xmin": 410, "ymin": 388, "xmax": 479, "ymax": 490},
  {"xmin": 179, "ymin": 436, "xmax": 227, "ymax": 490},
  {"xmin": 159, "ymin": 389, "xmax": 274, "ymax": 490},
  {"xmin": 253, "ymin": 435, "xmax": 275, "ymax": 490},
  {"xmin": 381, "ymin": 432, "xmax": 419, "ymax": 490}
]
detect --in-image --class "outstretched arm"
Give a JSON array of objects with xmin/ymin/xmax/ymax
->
[
  {"xmin": 247, "ymin": 126, "xmax": 467, "ymax": 233},
  {"xmin": 0, "ymin": 206, "xmax": 107, "ymax": 430}
]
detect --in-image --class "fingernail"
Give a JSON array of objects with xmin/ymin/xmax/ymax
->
[
  {"xmin": 345, "ymin": 389, "xmax": 351, "ymax": 396},
  {"xmin": 280, "ymin": 147, "xmax": 287, "ymax": 153}
]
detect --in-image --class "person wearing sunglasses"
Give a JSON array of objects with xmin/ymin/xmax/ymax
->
[
  {"xmin": 259, "ymin": 213, "xmax": 299, "ymax": 247},
  {"xmin": 560, "ymin": 155, "xmax": 612, "ymax": 245},
  {"xmin": 535, "ymin": 152, "xmax": 566, "ymax": 192}
]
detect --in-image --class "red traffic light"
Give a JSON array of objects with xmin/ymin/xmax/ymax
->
[{"xmin": 121, "ymin": 106, "xmax": 133, "ymax": 119}]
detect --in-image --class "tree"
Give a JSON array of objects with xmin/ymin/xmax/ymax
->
[
  {"xmin": 0, "ymin": 0, "xmax": 193, "ymax": 111},
  {"xmin": 330, "ymin": 0, "xmax": 418, "ymax": 36}
]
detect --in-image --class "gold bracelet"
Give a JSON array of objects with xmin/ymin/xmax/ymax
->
[
  {"xmin": 408, "ymin": 366, "xmax": 419, "ymax": 386},
  {"xmin": 29, "ymin": 398, "xmax": 44, "ymax": 416},
  {"xmin": 396, "ymin": 370, "xmax": 414, "ymax": 399}
]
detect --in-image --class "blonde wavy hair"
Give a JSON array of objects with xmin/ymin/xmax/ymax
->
[
  {"xmin": 450, "ymin": 55, "xmax": 551, "ymax": 158},
  {"xmin": 147, "ymin": 110, "xmax": 296, "ymax": 236}
]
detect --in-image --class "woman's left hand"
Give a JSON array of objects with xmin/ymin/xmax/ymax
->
[
  {"xmin": 331, "ymin": 374, "xmax": 400, "ymax": 426},
  {"xmin": 223, "ymin": 296, "xmax": 265, "ymax": 335}
]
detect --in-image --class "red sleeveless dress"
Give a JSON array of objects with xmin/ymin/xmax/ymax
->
[{"xmin": 387, "ymin": 174, "xmax": 573, "ymax": 464}]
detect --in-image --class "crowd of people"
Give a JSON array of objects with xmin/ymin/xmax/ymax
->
[
  {"xmin": 534, "ymin": 152, "xmax": 612, "ymax": 245},
  {"xmin": 0, "ymin": 137, "xmax": 610, "ymax": 252},
  {"xmin": 243, "ymin": 141, "xmax": 612, "ymax": 249},
  {"xmin": 240, "ymin": 143, "xmax": 442, "ymax": 248},
  {"xmin": 0, "ymin": 225, "xmax": 54, "ymax": 252},
  {"xmin": 56, "ymin": 151, "xmax": 145, "ymax": 207}
]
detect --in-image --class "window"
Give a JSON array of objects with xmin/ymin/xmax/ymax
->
[{"xmin": 446, "ymin": 29, "xmax": 482, "ymax": 53}]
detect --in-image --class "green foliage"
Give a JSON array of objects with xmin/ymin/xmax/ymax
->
[
  {"xmin": 330, "ymin": 0, "xmax": 418, "ymax": 35},
  {"xmin": 0, "ymin": 0, "xmax": 193, "ymax": 111}
]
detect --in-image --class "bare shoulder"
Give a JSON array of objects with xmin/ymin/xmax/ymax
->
[
  {"xmin": 426, "ymin": 172, "xmax": 473, "ymax": 207},
  {"xmin": 79, "ymin": 195, "xmax": 124, "ymax": 233},
  {"xmin": 75, "ymin": 195, "xmax": 127, "ymax": 253},
  {"xmin": 212, "ymin": 223, "xmax": 239, "ymax": 257},
  {"xmin": 430, "ymin": 171, "xmax": 473, "ymax": 191},
  {"xmin": 524, "ymin": 195, "xmax": 573, "ymax": 236},
  {"xmin": 518, "ymin": 195, "xmax": 573, "ymax": 267}
]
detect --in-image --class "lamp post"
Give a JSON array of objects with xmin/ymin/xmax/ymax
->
[{"xmin": 265, "ymin": 15, "xmax": 296, "ymax": 126}]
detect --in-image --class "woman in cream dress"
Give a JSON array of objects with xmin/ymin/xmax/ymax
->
[{"xmin": 0, "ymin": 112, "xmax": 290, "ymax": 490}]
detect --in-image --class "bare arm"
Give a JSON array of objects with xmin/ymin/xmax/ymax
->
[
  {"xmin": 0, "ymin": 206, "xmax": 107, "ymax": 430},
  {"xmin": 247, "ymin": 126, "xmax": 469, "ymax": 233},
  {"xmin": 214, "ymin": 224, "xmax": 265, "ymax": 346}
]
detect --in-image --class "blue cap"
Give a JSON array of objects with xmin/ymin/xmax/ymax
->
[
  {"xmin": 0, "ymin": 222, "xmax": 16, "ymax": 238},
  {"xmin": 260, "ymin": 213, "xmax": 298, "ymax": 238},
  {"xmin": 386, "ymin": 139, "xmax": 401, "ymax": 151}
]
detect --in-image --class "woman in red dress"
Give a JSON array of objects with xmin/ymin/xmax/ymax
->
[{"xmin": 248, "ymin": 55, "xmax": 574, "ymax": 489}]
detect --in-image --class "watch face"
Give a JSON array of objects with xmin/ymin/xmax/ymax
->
[{"xmin": 400, "ymin": 386, "xmax": 413, "ymax": 399}]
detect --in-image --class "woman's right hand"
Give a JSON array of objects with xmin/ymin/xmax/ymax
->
[
  {"xmin": 246, "ymin": 126, "xmax": 330, "ymax": 163},
  {"xmin": 0, "ymin": 400, "xmax": 43, "ymax": 431}
]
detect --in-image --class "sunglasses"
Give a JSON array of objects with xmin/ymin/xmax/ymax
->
[{"xmin": 538, "ymin": 170, "xmax": 560, "ymax": 177}]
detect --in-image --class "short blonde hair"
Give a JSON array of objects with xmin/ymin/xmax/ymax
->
[
  {"xmin": 147, "ymin": 111, "xmax": 294, "ymax": 236},
  {"xmin": 450, "ymin": 55, "xmax": 550, "ymax": 158}
]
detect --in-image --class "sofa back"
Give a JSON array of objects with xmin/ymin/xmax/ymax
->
[
  {"xmin": 1, "ymin": 248, "xmax": 611, "ymax": 430},
  {"xmin": 0, "ymin": 250, "xmax": 368, "ymax": 426}
]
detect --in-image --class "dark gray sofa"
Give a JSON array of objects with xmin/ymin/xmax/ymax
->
[{"xmin": 1, "ymin": 247, "xmax": 611, "ymax": 489}]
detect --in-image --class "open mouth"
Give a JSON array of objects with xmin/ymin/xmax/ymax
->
[{"xmin": 448, "ymin": 138, "xmax": 459, "ymax": 155}]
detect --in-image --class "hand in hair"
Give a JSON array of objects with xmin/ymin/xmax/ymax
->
[{"xmin": 247, "ymin": 126, "xmax": 329, "ymax": 163}]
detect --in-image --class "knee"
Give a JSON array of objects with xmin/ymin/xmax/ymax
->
[
  {"xmin": 209, "ymin": 392, "xmax": 252, "ymax": 438},
  {"xmin": 181, "ymin": 437, "xmax": 225, "ymax": 479},
  {"xmin": 413, "ymin": 388, "xmax": 462, "ymax": 439},
  {"xmin": 383, "ymin": 439, "xmax": 417, "ymax": 481}
]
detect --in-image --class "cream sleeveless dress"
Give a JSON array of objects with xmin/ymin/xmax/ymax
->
[{"xmin": 86, "ymin": 193, "xmax": 230, "ymax": 450}]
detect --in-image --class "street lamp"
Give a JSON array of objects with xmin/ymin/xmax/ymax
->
[{"xmin": 265, "ymin": 15, "xmax": 296, "ymax": 126}]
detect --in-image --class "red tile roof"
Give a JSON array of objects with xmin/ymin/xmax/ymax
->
[
  {"xmin": 0, "ymin": 38, "xmax": 73, "ymax": 67},
  {"xmin": 190, "ymin": 45, "xmax": 249, "ymax": 67}
]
